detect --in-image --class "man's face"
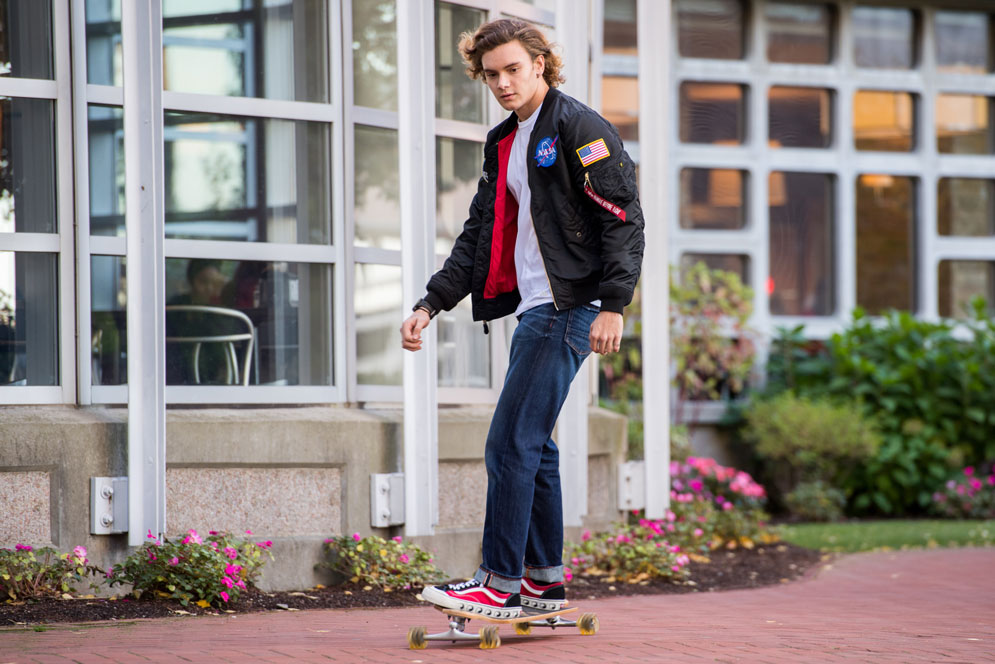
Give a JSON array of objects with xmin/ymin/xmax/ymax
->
[{"xmin": 481, "ymin": 40, "xmax": 545, "ymax": 116}]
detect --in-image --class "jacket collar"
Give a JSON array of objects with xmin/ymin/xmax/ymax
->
[{"xmin": 496, "ymin": 86, "xmax": 561, "ymax": 140}]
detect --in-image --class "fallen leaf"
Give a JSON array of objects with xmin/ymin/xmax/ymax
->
[
  {"xmin": 362, "ymin": 585, "xmax": 373, "ymax": 591},
  {"xmin": 196, "ymin": 600, "xmax": 211, "ymax": 609},
  {"xmin": 171, "ymin": 610, "xmax": 193, "ymax": 616}
]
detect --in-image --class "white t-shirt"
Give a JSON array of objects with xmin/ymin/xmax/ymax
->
[{"xmin": 506, "ymin": 105, "xmax": 554, "ymax": 317}]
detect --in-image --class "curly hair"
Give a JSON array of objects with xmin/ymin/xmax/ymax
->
[{"xmin": 457, "ymin": 18, "xmax": 564, "ymax": 88}]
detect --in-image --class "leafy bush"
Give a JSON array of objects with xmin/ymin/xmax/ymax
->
[
  {"xmin": 0, "ymin": 545, "xmax": 99, "ymax": 600},
  {"xmin": 671, "ymin": 456, "xmax": 770, "ymax": 544},
  {"xmin": 564, "ymin": 521, "xmax": 692, "ymax": 584},
  {"xmin": 321, "ymin": 533, "xmax": 446, "ymax": 591},
  {"xmin": 106, "ymin": 529, "xmax": 272, "ymax": 606},
  {"xmin": 766, "ymin": 305, "xmax": 995, "ymax": 515},
  {"xmin": 930, "ymin": 466, "xmax": 995, "ymax": 519},
  {"xmin": 785, "ymin": 481, "xmax": 847, "ymax": 522}
]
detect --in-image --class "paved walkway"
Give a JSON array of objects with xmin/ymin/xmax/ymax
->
[{"xmin": 2, "ymin": 548, "xmax": 993, "ymax": 663}]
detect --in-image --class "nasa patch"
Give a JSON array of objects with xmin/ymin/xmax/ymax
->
[{"xmin": 534, "ymin": 135, "xmax": 558, "ymax": 167}]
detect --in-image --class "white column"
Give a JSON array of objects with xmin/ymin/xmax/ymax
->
[
  {"xmin": 638, "ymin": 0, "xmax": 671, "ymax": 519},
  {"xmin": 122, "ymin": 0, "xmax": 166, "ymax": 545},
  {"xmin": 398, "ymin": 0, "xmax": 439, "ymax": 536}
]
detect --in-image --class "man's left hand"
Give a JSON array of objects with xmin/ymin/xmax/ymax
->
[{"xmin": 589, "ymin": 311, "xmax": 623, "ymax": 355}]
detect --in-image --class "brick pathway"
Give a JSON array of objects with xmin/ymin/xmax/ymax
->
[{"xmin": 2, "ymin": 548, "xmax": 993, "ymax": 663}]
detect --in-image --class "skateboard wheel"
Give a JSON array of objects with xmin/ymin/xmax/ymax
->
[
  {"xmin": 514, "ymin": 621, "xmax": 532, "ymax": 636},
  {"xmin": 479, "ymin": 625, "xmax": 501, "ymax": 649},
  {"xmin": 578, "ymin": 613, "xmax": 599, "ymax": 636},
  {"xmin": 407, "ymin": 626, "xmax": 427, "ymax": 650}
]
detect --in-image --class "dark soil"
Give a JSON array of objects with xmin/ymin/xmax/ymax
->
[{"xmin": 0, "ymin": 542, "xmax": 827, "ymax": 627}]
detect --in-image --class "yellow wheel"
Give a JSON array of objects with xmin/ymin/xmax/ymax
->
[
  {"xmin": 514, "ymin": 621, "xmax": 532, "ymax": 636},
  {"xmin": 578, "ymin": 613, "xmax": 600, "ymax": 636},
  {"xmin": 479, "ymin": 625, "xmax": 501, "ymax": 649},
  {"xmin": 407, "ymin": 626, "xmax": 427, "ymax": 650}
]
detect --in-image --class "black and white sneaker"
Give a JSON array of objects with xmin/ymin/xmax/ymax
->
[
  {"xmin": 520, "ymin": 578, "xmax": 566, "ymax": 612},
  {"xmin": 422, "ymin": 579, "xmax": 522, "ymax": 619}
]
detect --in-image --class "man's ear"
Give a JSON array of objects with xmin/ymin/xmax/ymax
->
[{"xmin": 535, "ymin": 54, "xmax": 545, "ymax": 77}]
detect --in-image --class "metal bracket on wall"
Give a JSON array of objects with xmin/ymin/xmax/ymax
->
[
  {"xmin": 370, "ymin": 473, "xmax": 405, "ymax": 527},
  {"xmin": 617, "ymin": 461, "xmax": 647, "ymax": 511},
  {"xmin": 90, "ymin": 477, "xmax": 129, "ymax": 535}
]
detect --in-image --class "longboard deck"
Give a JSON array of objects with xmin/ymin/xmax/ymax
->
[{"xmin": 434, "ymin": 605, "xmax": 577, "ymax": 625}]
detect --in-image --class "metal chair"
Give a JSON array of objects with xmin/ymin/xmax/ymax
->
[{"xmin": 165, "ymin": 305, "xmax": 255, "ymax": 385}]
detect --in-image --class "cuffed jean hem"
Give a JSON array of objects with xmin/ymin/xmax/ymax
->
[
  {"xmin": 473, "ymin": 566, "xmax": 522, "ymax": 594},
  {"xmin": 524, "ymin": 564, "xmax": 564, "ymax": 584}
]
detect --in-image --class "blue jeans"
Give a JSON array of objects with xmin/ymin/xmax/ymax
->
[{"xmin": 473, "ymin": 303, "xmax": 598, "ymax": 593}]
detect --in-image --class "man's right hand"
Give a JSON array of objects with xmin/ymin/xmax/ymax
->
[{"xmin": 400, "ymin": 309, "xmax": 432, "ymax": 352}]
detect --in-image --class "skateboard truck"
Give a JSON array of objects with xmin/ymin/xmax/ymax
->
[{"xmin": 407, "ymin": 606, "xmax": 599, "ymax": 649}]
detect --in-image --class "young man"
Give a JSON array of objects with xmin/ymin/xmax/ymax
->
[{"xmin": 399, "ymin": 18, "xmax": 644, "ymax": 618}]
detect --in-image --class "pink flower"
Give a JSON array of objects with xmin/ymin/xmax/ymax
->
[
  {"xmin": 245, "ymin": 529, "xmax": 253, "ymax": 535},
  {"xmin": 220, "ymin": 576, "xmax": 234, "ymax": 589},
  {"xmin": 689, "ymin": 479, "xmax": 703, "ymax": 492},
  {"xmin": 352, "ymin": 532, "xmax": 361, "ymax": 542},
  {"xmin": 581, "ymin": 530, "xmax": 591, "ymax": 542},
  {"xmin": 169, "ymin": 557, "xmax": 179, "ymax": 566},
  {"xmin": 236, "ymin": 580, "xmax": 246, "ymax": 590},
  {"xmin": 697, "ymin": 516, "xmax": 708, "ymax": 523},
  {"xmin": 256, "ymin": 541, "xmax": 273, "ymax": 549},
  {"xmin": 224, "ymin": 547, "xmax": 238, "ymax": 560},
  {"xmin": 14, "ymin": 544, "xmax": 31, "ymax": 552},
  {"xmin": 564, "ymin": 568, "xmax": 573, "ymax": 582},
  {"xmin": 399, "ymin": 553, "xmax": 410, "ymax": 564},
  {"xmin": 964, "ymin": 466, "xmax": 975, "ymax": 477},
  {"xmin": 392, "ymin": 536, "xmax": 403, "ymax": 543},
  {"xmin": 209, "ymin": 530, "xmax": 219, "ymax": 535},
  {"xmin": 220, "ymin": 591, "xmax": 229, "ymax": 602},
  {"xmin": 210, "ymin": 542, "xmax": 219, "ymax": 551},
  {"xmin": 105, "ymin": 566, "xmax": 114, "ymax": 578},
  {"xmin": 666, "ymin": 524, "xmax": 675, "ymax": 532},
  {"xmin": 723, "ymin": 502, "xmax": 734, "ymax": 511},
  {"xmin": 693, "ymin": 528, "xmax": 704, "ymax": 537},
  {"xmin": 671, "ymin": 545, "xmax": 681, "ymax": 553},
  {"xmin": 671, "ymin": 565, "xmax": 681, "ymax": 573},
  {"xmin": 225, "ymin": 564, "xmax": 242, "ymax": 576},
  {"xmin": 73, "ymin": 546, "xmax": 88, "ymax": 562},
  {"xmin": 147, "ymin": 529, "xmax": 156, "ymax": 539},
  {"xmin": 988, "ymin": 476, "xmax": 995, "ymax": 486}
]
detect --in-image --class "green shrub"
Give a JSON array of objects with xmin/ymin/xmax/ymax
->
[
  {"xmin": 785, "ymin": 481, "xmax": 847, "ymax": 522},
  {"xmin": 564, "ymin": 522, "xmax": 692, "ymax": 584},
  {"xmin": 0, "ymin": 545, "xmax": 99, "ymax": 600},
  {"xmin": 766, "ymin": 305, "xmax": 995, "ymax": 515},
  {"xmin": 106, "ymin": 529, "xmax": 272, "ymax": 606},
  {"xmin": 930, "ymin": 466, "xmax": 995, "ymax": 519},
  {"xmin": 321, "ymin": 534, "xmax": 446, "ymax": 591}
]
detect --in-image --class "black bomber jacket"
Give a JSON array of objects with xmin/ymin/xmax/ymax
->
[{"xmin": 421, "ymin": 87, "xmax": 645, "ymax": 322}]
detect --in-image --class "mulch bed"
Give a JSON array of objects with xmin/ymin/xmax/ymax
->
[{"xmin": 0, "ymin": 542, "xmax": 827, "ymax": 627}]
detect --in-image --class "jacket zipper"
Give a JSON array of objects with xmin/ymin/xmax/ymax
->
[{"xmin": 534, "ymin": 211, "xmax": 560, "ymax": 311}]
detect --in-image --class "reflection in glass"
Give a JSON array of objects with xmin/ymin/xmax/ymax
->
[
  {"xmin": 163, "ymin": 111, "xmax": 331, "ymax": 244},
  {"xmin": 769, "ymin": 87, "xmax": 832, "ymax": 148},
  {"xmin": 938, "ymin": 178, "xmax": 994, "ymax": 237},
  {"xmin": 769, "ymin": 172, "xmax": 834, "ymax": 316},
  {"xmin": 766, "ymin": 3, "xmax": 832, "ymax": 64},
  {"xmin": 856, "ymin": 174, "xmax": 916, "ymax": 314},
  {"xmin": 354, "ymin": 125, "xmax": 400, "ymax": 250},
  {"xmin": 936, "ymin": 95, "xmax": 993, "ymax": 155},
  {"xmin": 680, "ymin": 253, "xmax": 750, "ymax": 285},
  {"xmin": 436, "ymin": 2, "xmax": 486, "ymax": 123},
  {"xmin": 353, "ymin": 0, "xmax": 397, "ymax": 111},
  {"xmin": 603, "ymin": 0, "xmax": 638, "ymax": 143},
  {"xmin": 853, "ymin": 90, "xmax": 914, "ymax": 152},
  {"xmin": 0, "ymin": 0, "xmax": 53, "ymax": 79},
  {"xmin": 936, "ymin": 11, "xmax": 992, "ymax": 75},
  {"xmin": 355, "ymin": 263, "xmax": 402, "ymax": 385},
  {"xmin": 436, "ymin": 137, "xmax": 481, "ymax": 254},
  {"xmin": 679, "ymin": 82, "xmax": 746, "ymax": 145},
  {"xmin": 86, "ymin": 0, "xmax": 121, "ymax": 85},
  {"xmin": 88, "ymin": 105, "xmax": 125, "ymax": 237},
  {"xmin": 853, "ymin": 6, "xmax": 915, "ymax": 69},
  {"xmin": 679, "ymin": 168, "xmax": 746, "ymax": 230},
  {"xmin": 676, "ymin": 0, "xmax": 744, "ymax": 60},
  {"xmin": 89, "ymin": 257, "xmax": 332, "ymax": 387},
  {"xmin": 0, "ymin": 252, "xmax": 58, "ymax": 386},
  {"xmin": 0, "ymin": 97, "xmax": 56, "ymax": 233},
  {"xmin": 938, "ymin": 261, "xmax": 995, "ymax": 319},
  {"xmin": 438, "ymin": 297, "xmax": 489, "ymax": 388},
  {"xmin": 602, "ymin": 76, "xmax": 639, "ymax": 143}
]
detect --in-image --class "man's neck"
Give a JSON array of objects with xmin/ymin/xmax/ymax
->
[{"xmin": 515, "ymin": 83, "xmax": 550, "ymax": 122}]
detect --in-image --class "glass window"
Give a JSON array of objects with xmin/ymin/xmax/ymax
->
[
  {"xmin": 161, "ymin": 258, "xmax": 331, "ymax": 386},
  {"xmin": 603, "ymin": 0, "xmax": 638, "ymax": 143},
  {"xmin": 938, "ymin": 178, "xmax": 994, "ymax": 237},
  {"xmin": 355, "ymin": 263, "xmax": 402, "ymax": 385},
  {"xmin": 679, "ymin": 168, "xmax": 746, "ymax": 230},
  {"xmin": 768, "ymin": 172, "xmax": 834, "ymax": 316},
  {"xmin": 0, "ymin": 97, "xmax": 56, "ymax": 233},
  {"xmin": 88, "ymin": 105, "xmax": 125, "ymax": 237},
  {"xmin": 0, "ymin": 251, "xmax": 58, "ymax": 386},
  {"xmin": 354, "ymin": 125, "xmax": 400, "ymax": 250},
  {"xmin": 163, "ymin": 111, "xmax": 331, "ymax": 244},
  {"xmin": 680, "ymin": 253, "xmax": 750, "ymax": 285},
  {"xmin": 679, "ymin": 82, "xmax": 746, "ymax": 145},
  {"xmin": 435, "ymin": 2, "xmax": 486, "ymax": 124},
  {"xmin": 938, "ymin": 261, "xmax": 995, "ymax": 319},
  {"xmin": 0, "ymin": 0, "xmax": 54, "ymax": 79},
  {"xmin": 765, "ymin": 3, "xmax": 833, "ymax": 65},
  {"xmin": 853, "ymin": 90, "xmax": 914, "ymax": 152},
  {"xmin": 90, "ymin": 255, "xmax": 126, "ymax": 385},
  {"xmin": 86, "ymin": 0, "xmax": 122, "ymax": 86},
  {"xmin": 437, "ymin": 297, "xmax": 489, "ymax": 388},
  {"xmin": 936, "ymin": 95, "xmax": 993, "ymax": 155},
  {"xmin": 853, "ymin": 6, "xmax": 916, "ymax": 69},
  {"xmin": 676, "ymin": 0, "xmax": 745, "ymax": 60},
  {"xmin": 604, "ymin": 0, "xmax": 637, "ymax": 56},
  {"xmin": 352, "ymin": 0, "xmax": 397, "ymax": 111},
  {"xmin": 602, "ymin": 76, "xmax": 639, "ymax": 144},
  {"xmin": 768, "ymin": 86, "xmax": 832, "ymax": 149},
  {"xmin": 436, "ymin": 136, "xmax": 480, "ymax": 254},
  {"xmin": 936, "ymin": 10, "xmax": 992, "ymax": 75},
  {"xmin": 856, "ymin": 174, "xmax": 916, "ymax": 314},
  {"xmin": 162, "ymin": 0, "xmax": 329, "ymax": 102}
]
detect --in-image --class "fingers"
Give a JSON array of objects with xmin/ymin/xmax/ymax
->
[
  {"xmin": 399, "ymin": 312, "xmax": 430, "ymax": 352},
  {"xmin": 589, "ymin": 312, "xmax": 623, "ymax": 355}
]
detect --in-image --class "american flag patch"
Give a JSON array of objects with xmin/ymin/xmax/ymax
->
[{"xmin": 576, "ymin": 138, "xmax": 610, "ymax": 167}]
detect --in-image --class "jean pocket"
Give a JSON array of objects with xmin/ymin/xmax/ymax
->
[{"xmin": 565, "ymin": 307, "xmax": 595, "ymax": 356}]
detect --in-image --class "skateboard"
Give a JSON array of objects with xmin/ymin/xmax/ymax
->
[{"xmin": 406, "ymin": 604, "xmax": 599, "ymax": 649}]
